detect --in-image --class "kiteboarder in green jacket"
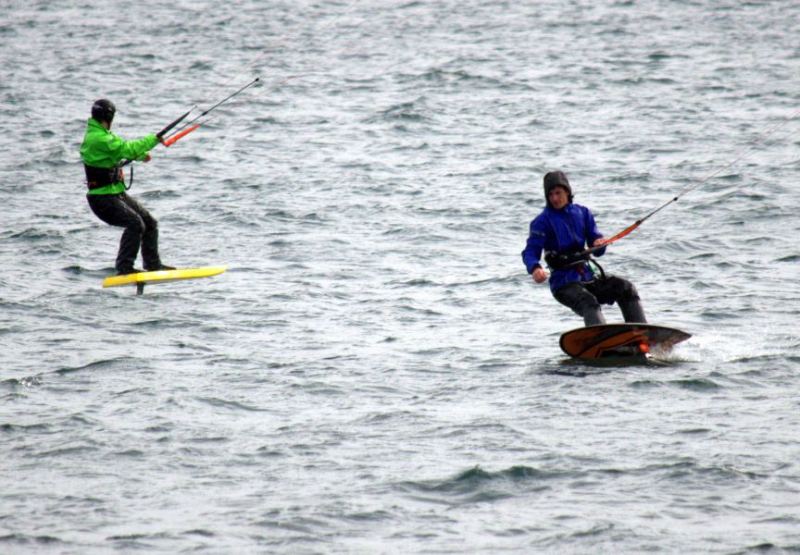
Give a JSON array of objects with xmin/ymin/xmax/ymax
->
[{"xmin": 80, "ymin": 99, "xmax": 174, "ymax": 275}]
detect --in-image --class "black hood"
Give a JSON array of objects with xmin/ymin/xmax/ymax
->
[{"xmin": 543, "ymin": 170, "xmax": 573, "ymax": 206}]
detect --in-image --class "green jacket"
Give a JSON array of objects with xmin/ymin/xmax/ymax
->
[{"xmin": 80, "ymin": 118, "xmax": 158, "ymax": 195}]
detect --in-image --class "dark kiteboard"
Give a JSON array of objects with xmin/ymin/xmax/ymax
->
[{"xmin": 560, "ymin": 323, "xmax": 691, "ymax": 361}]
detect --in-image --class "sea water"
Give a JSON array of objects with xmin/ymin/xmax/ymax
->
[{"xmin": 1, "ymin": 1, "xmax": 799, "ymax": 552}]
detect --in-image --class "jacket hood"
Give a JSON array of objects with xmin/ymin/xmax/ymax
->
[{"xmin": 543, "ymin": 170, "xmax": 573, "ymax": 207}]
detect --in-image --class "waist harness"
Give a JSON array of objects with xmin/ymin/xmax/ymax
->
[
  {"xmin": 544, "ymin": 249, "xmax": 590, "ymax": 271},
  {"xmin": 84, "ymin": 164, "xmax": 123, "ymax": 190},
  {"xmin": 545, "ymin": 249, "xmax": 607, "ymax": 280}
]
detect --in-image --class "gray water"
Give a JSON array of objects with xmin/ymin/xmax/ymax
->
[{"xmin": 2, "ymin": 0, "xmax": 800, "ymax": 553}]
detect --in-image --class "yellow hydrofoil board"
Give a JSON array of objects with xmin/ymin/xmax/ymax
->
[{"xmin": 102, "ymin": 266, "xmax": 227, "ymax": 295}]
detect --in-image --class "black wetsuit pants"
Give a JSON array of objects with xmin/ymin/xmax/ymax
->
[
  {"xmin": 87, "ymin": 193, "xmax": 162, "ymax": 273},
  {"xmin": 553, "ymin": 276, "xmax": 646, "ymax": 327}
]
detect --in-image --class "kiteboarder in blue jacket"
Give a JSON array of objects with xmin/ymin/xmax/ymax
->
[{"xmin": 521, "ymin": 170, "xmax": 646, "ymax": 326}]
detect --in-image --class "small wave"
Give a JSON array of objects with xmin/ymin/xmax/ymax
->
[
  {"xmin": 0, "ymin": 375, "xmax": 43, "ymax": 389},
  {"xmin": 0, "ymin": 422, "xmax": 50, "ymax": 433},
  {"xmin": 112, "ymin": 449, "xmax": 145, "ymax": 458},
  {"xmin": 655, "ymin": 459, "xmax": 766, "ymax": 482},
  {"xmin": 36, "ymin": 444, "xmax": 100, "ymax": 458},
  {"xmin": 674, "ymin": 428, "xmax": 712, "ymax": 435},
  {"xmin": 397, "ymin": 304, "xmax": 443, "ymax": 317},
  {"xmin": 396, "ymin": 465, "xmax": 559, "ymax": 505},
  {"xmin": 338, "ymin": 509, "xmax": 395, "ymax": 523},
  {"xmin": 105, "ymin": 532, "xmax": 170, "ymax": 550},
  {"xmin": 0, "ymin": 534, "xmax": 65, "ymax": 546},
  {"xmin": 196, "ymin": 396, "xmax": 271, "ymax": 412},
  {"xmin": 405, "ymin": 66, "xmax": 506, "ymax": 89},
  {"xmin": 749, "ymin": 516, "xmax": 800, "ymax": 526},
  {"xmin": 668, "ymin": 377, "xmax": 722, "ymax": 391},
  {"xmin": 390, "ymin": 277, "xmax": 438, "ymax": 288},
  {"xmin": 6, "ymin": 228, "xmax": 60, "ymax": 241},
  {"xmin": 56, "ymin": 357, "xmax": 137, "ymax": 376},
  {"xmin": 61, "ymin": 264, "xmax": 114, "ymax": 278},
  {"xmin": 546, "ymin": 365, "xmax": 616, "ymax": 378},
  {"xmin": 728, "ymin": 353, "xmax": 782, "ymax": 364},
  {"xmin": 366, "ymin": 98, "xmax": 432, "ymax": 124},
  {"xmin": 442, "ymin": 273, "xmax": 520, "ymax": 287},
  {"xmin": 256, "ymin": 447, "xmax": 285, "ymax": 458},
  {"xmin": 648, "ymin": 50, "xmax": 686, "ymax": 61}
]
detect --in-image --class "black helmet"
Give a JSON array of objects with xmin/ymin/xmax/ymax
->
[{"xmin": 91, "ymin": 99, "xmax": 116, "ymax": 124}]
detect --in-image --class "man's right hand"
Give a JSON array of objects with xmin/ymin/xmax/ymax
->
[{"xmin": 532, "ymin": 267, "xmax": 549, "ymax": 283}]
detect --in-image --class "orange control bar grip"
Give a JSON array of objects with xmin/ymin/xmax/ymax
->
[{"xmin": 163, "ymin": 124, "xmax": 200, "ymax": 147}]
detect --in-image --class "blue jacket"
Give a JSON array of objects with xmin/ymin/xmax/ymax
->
[{"xmin": 521, "ymin": 202, "xmax": 606, "ymax": 292}]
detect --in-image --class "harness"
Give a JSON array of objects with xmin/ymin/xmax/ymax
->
[
  {"xmin": 84, "ymin": 164, "xmax": 134, "ymax": 190},
  {"xmin": 84, "ymin": 164, "xmax": 122, "ymax": 190},
  {"xmin": 544, "ymin": 249, "xmax": 607, "ymax": 280}
]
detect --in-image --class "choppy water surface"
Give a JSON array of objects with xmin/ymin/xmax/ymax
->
[{"xmin": 2, "ymin": 0, "xmax": 799, "ymax": 552}]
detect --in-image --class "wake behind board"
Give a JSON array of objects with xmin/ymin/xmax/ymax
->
[
  {"xmin": 102, "ymin": 265, "xmax": 227, "ymax": 295},
  {"xmin": 560, "ymin": 323, "xmax": 691, "ymax": 361}
]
